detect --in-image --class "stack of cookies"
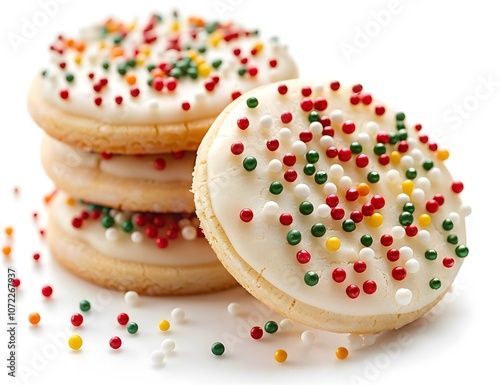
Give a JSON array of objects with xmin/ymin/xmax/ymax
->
[{"xmin": 27, "ymin": 12, "xmax": 298, "ymax": 295}]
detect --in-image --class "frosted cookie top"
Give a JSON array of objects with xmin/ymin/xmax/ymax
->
[
  {"xmin": 203, "ymin": 79, "xmax": 470, "ymax": 319},
  {"xmin": 37, "ymin": 12, "xmax": 298, "ymax": 125}
]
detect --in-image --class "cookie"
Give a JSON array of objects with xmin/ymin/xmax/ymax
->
[
  {"xmin": 27, "ymin": 12, "xmax": 299, "ymax": 155},
  {"xmin": 46, "ymin": 190, "xmax": 236, "ymax": 295},
  {"xmin": 193, "ymin": 79, "xmax": 471, "ymax": 333},
  {"xmin": 41, "ymin": 134, "xmax": 195, "ymax": 213}
]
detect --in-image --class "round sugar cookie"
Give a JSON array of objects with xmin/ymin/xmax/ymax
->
[
  {"xmin": 46, "ymin": 190, "xmax": 237, "ymax": 295},
  {"xmin": 27, "ymin": 12, "xmax": 298, "ymax": 155},
  {"xmin": 41, "ymin": 134, "xmax": 195, "ymax": 213},
  {"xmin": 193, "ymin": 79, "xmax": 471, "ymax": 333}
]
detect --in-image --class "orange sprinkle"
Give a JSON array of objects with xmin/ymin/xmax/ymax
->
[
  {"xmin": 125, "ymin": 74, "xmax": 137, "ymax": 85},
  {"xmin": 43, "ymin": 189, "xmax": 57, "ymax": 204},
  {"xmin": 110, "ymin": 46, "xmax": 124, "ymax": 58},
  {"xmin": 357, "ymin": 183, "xmax": 370, "ymax": 196},
  {"xmin": 150, "ymin": 68, "xmax": 165, "ymax": 78},
  {"xmin": 66, "ymin": 197, "xmax": 75, "ymax": 206},
  {"xmin": 74, "ymin": 41, "xmax": 86, "ymax": 53},
  {"xmin": 66, "ymin": 38, "xmax": 75, "ymax": 48},
  {"xmin": 2, "ymin": 246, "xmax": 12, "ymax": 257},
  {"xmin": 29, "ymin": 312, "xmax": 41, "ymax": 325},
  {"xmin": 4, "ymin": 227, "xmax": 13, "ymax": 237},
  {"xmin": 105, "ymin": 18, "xmax": 119, "ymax": 33},
  {"xmin": 188, "ymin": 16, "xmax": 205, "ymax": 27}
]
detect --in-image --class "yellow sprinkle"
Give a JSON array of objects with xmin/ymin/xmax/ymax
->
[
  {"xmin": 135, "ymin": 54, "xmax": 146, "ymax": 66},
  {"xmin": 437, "ymin": 149, "xmax": 449, "ymax": 161},
  {"xmin": 193, "ymin": 56, "xmax": 205, "ymax": 65},
  {"xmin": 326, "ymin": 237, "xmax": 341, "ymax": 252},
  {"xmin": 99, "ymin": 41, "xmax": 106, "ymax": 50},
  {"xmin": 158, "ymin": 320, "xmax": 170, "ymax": 332},
  {"xmin": 369, "ymin": 213, "xmax": 383, "ymax": 227},
  {"xmin": 140, "ymin": 45, "xmax": 151, "ymax": 56},
  {"xmin": 129, "ymin": 22, "xmax": 136, "ymax": 31},
  {"xmin": 402, "ymin": 180, "xmax": 414, "ymax": 195},
  {"xmin": 74, "ymin": 56, "xmax": 82, "ymax": 65},
  {"xmin": 336, "ymin": 346, "xmax": 349, "ymax": 360},
  {"xmin": 198, "ymin": 63, "xmax": 211, "ymax": 77},
  {"xmin": 274, "ymin": 349, "xmax": 288, "ymax": 363},
  {"xmin": 66, "ymin": 197, "xmax": 75, "ymax": 206},
  {"xmin": 357, "ymin": 183, "xmax": 370, "ymax": 197},
  {"xmin": 187, "ymin": 50, "xmax": 198, "ymax": 60},
  {"xmin": 209, "ymin": 32, "xmax": 223, "ymax": 47},
  {"xmin": 390, "ymin": 151, "xmax": 401, "ymax": 164},
  {"xmin": 171, "ymin": 20, "xmax": 180, "ymax": 32},
  {"xmin": 418, "ymin": 214, "xmax": 432, "ymax": 227},
  {"xmin": 68, "ymin": 335, "xmax": 83, "ymax": 350},
  {"xmin": 253, "ymin": 41, "xmax": 264, "ymax": 53}
]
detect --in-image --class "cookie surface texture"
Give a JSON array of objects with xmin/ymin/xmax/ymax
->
[{"xmin": 193, "ymin": 79, "xmax": 470, "ymax": 333}]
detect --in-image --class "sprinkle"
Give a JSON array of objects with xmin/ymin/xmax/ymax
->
[
  {"xmin": 301, "ymin": 330, "xmax": 316, "ymax": 345},
  {"xmin": 246, "ymin": 97, "xmax": 258, "ymax": 108},
  {"xmin": 227, "ymin": 302, "xmax": 242, "ymax": 316},
  {"xmin": 127, "ymin": 322, "xmax": 139, "ymax": 334},
  {"xmin": 171, "ymin": 307, "xmax": 186, "ymax": 322},
  {"xmin": 395, "ymin": 288, "xmax": 413, "ymax": 305},
  {"xmin": 279, "ymin": 319, "xmax": 294, "ymax": 331},
  {"xmin": 117, "ymin": 313, "xmax": 130, "ymax": 326},
  {"xmin": 429, "ymin": 278, "xmax": 441, "ymax": 290},
  {"xmin": 335, "ymin": 347, "xmax": 349, "ymax": 360},
  {"xmin": 41, "ymin": 285, "xmax": 53, "ymax": 297},
  {"xmin": 161, "ymin": 339, "xmax": 176, "ymax": 353},
  {"xmin": 265, "ymin": 321, "xmax": 279, "ymax": 334},
  {"xmin": 29, "ymin": 312, "xmax": 41, "ymax": 325},
  {"xmin": 124, "ymin": 291, "xmax": 139, "ymax": 306},
  {"xmin": 109, "ymin": 336, "xmax": 122, "ymax": 350},
  {"xmin": 159, "ymin": 320, "xmax": 170, "ymax": 331},
  {"xmin": 2, "ymin": 246, "xmax": 12, "ymax": 257},
  {"xmin": 151, "ymin": 350, "xmax": 165, "ymax": 364},
  {"xmin": 274, "ymin": 349, "xmax": 288, "ymax": 363},
  {"xmin": 211, "ymin": 342, "xmax": 225, "ymax": 356},
  {"xmin": 68, "ymin": 335, "xmax": 83, "ymax": 350},
  {"xmin": 79, "ymin": 300, "xmax": 91, "ymax": 312},
  {"xmin": 71, "ymin": 313, "xmax": 84, "ymax": 327}
]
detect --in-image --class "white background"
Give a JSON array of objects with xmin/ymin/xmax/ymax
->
[{"xmin": 1, "ymin": 0, "xmax": 498, "ymax": 384}]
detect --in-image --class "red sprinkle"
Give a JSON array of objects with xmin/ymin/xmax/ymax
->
[
  {"xmin": 277, "ymin": 84, "xmax": 288, "ymax": 94},
  {"xmin": 363, "ymin": 280, "xmax": 377, "ymax": 294},
  {"xmin": 41, "ymin": 285, "xmax": 53, "ymax": 297},
  {"xmin": 332, "ymin": 268, "xmax": 346, "ymax": 283},
  {"xmin": 346, "ymin": 284, "xmax": 360, "ymax": 299},
  {"xmin": 117, "ymin": 313, "xmax": 129, "ymax": 325},
  {"xmin": 231, "ymin": 142, "xmax": 245, "ymax": 155},
  {"xmin": 250, "ymin": 326, "xmax": 263, "ymax": 340},
  {"xmin": 239, "ymin": 209, "xmax": 254, "ymax": 223},
  {"xmin": 296, "ymin": 249, "xmax": 311, "ymax": 264},
  {"xmin": 279, "ymin": 213, "xmax": 293, "ymax": 226},
  {"xmin": 237, "ymin": 117, "xmax": 250, "ymax": 130}
]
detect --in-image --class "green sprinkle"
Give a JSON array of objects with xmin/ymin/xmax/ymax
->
[
  {"xmin": 146, "ymin": 64, "xmax": 156, "ymax": 72},
  {"xmin": 187, "ymin": 66, "xmax": 198, "ymax": 79},
  {"xmin": 127, "ymin": 322, "xmax": 139, "ymax": 334},
  {"xmin": 308, "ymin": 111, "xmax": 320, "ymax": 122},
  {"xmin": 403, "ymin": 202, "xmax": 415, "ymax": 213},
  {"xmin": 373, "ymin": 143, "xmax": 386, "ymax": 155},
  {"xmin": 442, "ymin": 219, "xmax": 454, "ymax": 231},
  {"xmin": 425, "ymin": 249, "xmax": 438, "ymax": 260},
  {"xmin": 121, "ymin": 220, "xmax": 134, "ymax": 233},
  {"xmin": 367, "ymin": 172, "xmax": 380, "ymax": 183},
  {"xmin": 79, "ymin": 300, "xmax": 91, "ymax": 312},
  {"xmin": 287, "ymin": 230, "xmax": 301, "ymax": 245},
  {"xmin": 264, "ymin": 321, "xmax": 278, "ymax": 334},
  {"xmin": 269, "ymin": 181, "xmax": 283, "ymax": 195},
  {"xmin": 405, "ymin": 168, "xmax": 417, "ymax": 179},
  {"xmin": 314, "ymin": 171, "xmax": 328, "ymax": 185},
  {"xmin": 246, "ymin": 97, "xmax": 259, "ymax": 108},
  {"xmin": 342, "ymin": 220, "xmax": 356, "ymax": 232},
  {"xmin": 169, "ymin": 67, "xmax": 182, "ymax": 79},
  {"xmin": 306, "ymin": 150, "xmax": 319, "ymax": 163},
  {"xmin": 197, "ymin": 46, "xmax": 207, "ymax": 54},
  {"xmin": 299, "ymin": 202, "xmax": 314, "ymax": 215},
  {"xmin": 41, "ymin": 69, "xmax": 48, "ymax": 77},
  {"xmin": 396, "ymin": 112, "xmax": 406, "ymax": 121},
  {"xmin": 243, "ymin": 156, "xmax": 257, "ymax": 171},
  {"xmin": 304, "ymin": 272, "xmax": 319, "ymax": 286},
  {"xmin": 102, "ymin": 61, "xmax": 110, "ymax": 71},
  {"xmin": 360, "ymin": 234, "xmax": 373, "ymax": 247},
  {"xmin": 311, "ymin": 223, "xmax": 326, "ymax": 237},
  {"xmin": 429, "ymin": 278, "xmax": 441, "ymax": 290},
  {"xmin": 113, "ymin": 35, "xmax": 123, "ymax": 45},
  {"xmin": 396, "ymin": 120, "xmax": 406, "ymax": 130},
  {"xmin": 205, "ymin": 21, "xmax": 219, "ymax": 34},
  {"xmin": 303, "ymin": 164, "xmax": 316, "ymax": 175},
  {"xmin": 117, "ymin": 62, "xmax": 128, "ymax": 75},
  {"xmin": 147, "ymin": 78, "xmax": 153, "ymax": 87},
  {"xmin": 398, "ymin": 129, "xmax": 408, "ymax": 140},
  {"xmin": 389, "ymin": 132, "xmax": 399, "ymax": 144},
  {"xmin": 211, "ymin": 342, "xmax": 225, "ymax": 356},
  {"xmin": 101, "ymin": 215, "xmax": 114, "ymax": 228},
  {"xmin": 350, "ymin": 142, "xmax": 363, "ymax": 154},
  {"xmin": 399, "ymin": 212, "xmax": 414, "ymax": 226},
  {"xmin": 237, "ymin": 67, "xmax": 247, "ymax": 76},
  {"xmin": 65, "ymin": 73, "xmax": 74, "ymax": 83},
  {"xmin": 447, "ymin": 234, "xmax": 458, "ymax": 244},
  {"xmin": 126, "ymin": 58, "xmax": 137, "ymax": 68},
  {"xmin": 455, "ymin": 245, "xmax": 469, "ymax": 258},
  {"xmin": 422, "ymin": 160, "xmax": 434, "ymax": 171},
  {"xmin": 212, "ymin": 59, "xmax": 223, "ymax": 69},
  {"xmin": 101, "ymin": 207, "xmax": 110, "ymax": 215}
]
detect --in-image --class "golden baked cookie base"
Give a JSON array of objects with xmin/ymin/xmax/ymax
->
[
  {"xmin": 46, "ymin": 199, "xmax": 238, "ymax": 296},
  {"xmin": 28, "ymin": 76, "xmax": 216, "ymax": 155}
]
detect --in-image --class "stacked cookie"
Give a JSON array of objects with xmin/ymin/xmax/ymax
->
[{"xmin": 27, "ymin": 12, "xmax": 298, "ymax": 295}]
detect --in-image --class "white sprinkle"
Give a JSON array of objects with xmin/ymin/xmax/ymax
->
[
  {"xmin": 449, "ymin": 212, "xmax": 461, "ymax": 224},
  {"xmin": 411, "ymin": 188, "xmax": 425, "ymax": 203},
  {"xmin": 386, "ymin": 169, "xmax": 401, "ymax": 184},
  {"xmin": 356, "ymin": 133, "xmax": 371, "ymax": 146},
  {"xmin": 279, "ymin": 318, "xmax": 294, "ymax": 331},
  {"xmin": 278, "ymin": 127, "xmax": 292, "ymax": 140},
  {"xmin": 105, "ymin": 228, "xmax": 119, "ymax": 241},
  {"xmin": 109, "ymin": 209, "xmax": 118, "ymax": 217},
  {"xmin": 113, "ymin": 212, "xmax": 127, "ymax": 225},
  {"xmin": 151, "ymin": 350, "xmax": 165, "ymax": 365},
  {"xmin": 391, "ymin": 226, "xmax": 406, "ymax": 239},
  {"xmin": 294, "ymin": 184, "xmax": 310, "ymax": 199},
  {"xmin": 263, "ymin": 201, "xmax": 279, "ymax": 216},
  {"xmin": 399, "ymin": 246, "xmax": 413, "ymax": 259},
  {"xmin": 319, "ymin": 135, "xmax": 334, "ymax": 148},
  {"xmin": 124, "ymin": 291, "xmax": 139, "ymax": 306},
  {"xmin": 314, "ymin": 83, "xmax": 324, "ymax": 93},
  {"xmin": 131, "ymin": 231, "xmax": 143, "ymax": 243},
  {"xmin": 323, "ymin": 182, "xmax": 337, "ymax": 195},
  {"xmin": 359, "ymin": 247, "xmax": 375, "ymax": 260},
  {"xmin": 347, "ymin": 334, "xmax": 364, "ymax": 350},
  {"xmin": 259, "ymin": 114, "xmax": 273, "ymax": 129},
  {"xmin": 405, "ymin": 258, "xmax": 420, "ymax": 273},
  {"xmin": 400, "ymin": 155, "xmax": 414, "ymax": 168},
  {"xmin": 301, "ymin": 330, "xmax": 316, "ymax": 345},
  {"xmin": 338, "ymin": 176, "xmax": 352, "ymax": 190},
  {"xmin": 181, "ymin": 226, "xmax": 197, "ymax": 241},
  {"xmin": 330, "ymin": 110, "xmax": 344, "ymax": 124},
  {"xmin": 362, "ymin": 334, "xmax": 377, "ymax": 346},
  {"xmin": 178, "ymin": 218, "xmax": 191, "ymax": 228},
  {"xmin": 410, "ymin": 148, "xmax": 424, "ymax": 162},
  {"xmin": 317, "ymin": 204, "xmax": 331, "ymax": 218},
  {"xmin": 460, "ymin": 204, "xmax": 472, "ymax": 217},
  {"xmin": 365, "ymin": 121, "xmax": 379, "ymax": 135},
  {"xmin": 397, "ymin": 193, "xmax": 410, "ymax": 205},
  {"xmin": 395, "ymin": 288, "xmax": 412, "ymax": 305},
  {"xmin": 309, "ymin": 121, "xmax": 323, "ymax": 136},
  {"xmin": 417, "ymin": 230, "xmax": 431, "ymax": 244},
  {"xmin": 160, "ymin": 339, "xmax": 176, "ymax": 353},
  {"xmin": 268, "ymin": 159, "xmax": 282, "ymax": 172},
  {"xmin": 148, "ymin": 99, "xmax": 159, "ymax": 110},
  {"xmin": 227, "ymin": 302, "xmax": 242, "ymax": 316},
  {"xmin": 171, "ymin": 308, "xmax": 186, "ymax": 322},
  {"xmin": 329, "ymin": 164, "xmax": 344, "ymax": 179},
  {"xmin": 428, "ymin": 168, "xmax": 442, "ymax": 181},
  {"xmin": 291, "ymin": 141, "xmax": 307, "ymax": 155},
  {"xmin": 416, "ymin": 177, "xmax": 431, "ymax": 191}
]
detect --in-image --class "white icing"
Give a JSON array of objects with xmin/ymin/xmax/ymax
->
[
  {"xmin": 205, "ymin": 79, "xmax": 469, "ymax": 316},
  {"xmin": 40, "ymin": 15, "xmax": 298, "ymax": 125},
  {"xmin": 51, "ymin": 191, "xmax": 218, "ymax": 266},
  {"xmin": 43, "ymin": 134, "xmax": 195, "ymax": 183}
]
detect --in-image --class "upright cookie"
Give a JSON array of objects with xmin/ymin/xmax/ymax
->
[{"xmin": 193, "ymin": 79, "xmax": 471, "ymax": 332}]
